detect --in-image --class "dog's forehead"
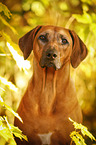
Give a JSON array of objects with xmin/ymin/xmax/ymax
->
[{"xmin": 39, "ymin": 26, "xmax": 70, "ymax": 37}]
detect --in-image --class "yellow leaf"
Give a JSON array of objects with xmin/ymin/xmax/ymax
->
[
  {"xmin": 0, "ymin": 76, "xmax": 18, "ymax": 92},
  {"xmin": 0, "ymin": 2, "xmax": 12, "ymax": 19},
  {"xmin": 0, "ymin": 96, "xmax": 23, "ymax": 123},
  {"xmin": 0, "ymin": 15, "xmax": 17, "ymax": 34},
  {"xmin": 11, "ymin": 124, "xmax": 28, "ymax": 141},
  {"xmin": 70, "ymin": 131, "xmax": 87, "ymax": 145},
  {"xmin": 69, "ymin": 118, "xmax": 96, "ymax": 141},
  {"xmin": 73, "ymin": 12, "xmax": 92, "ymax": 24},
  {"xmin": 0, "ymin": 31, "xmax": 31, "ymax": 74}
]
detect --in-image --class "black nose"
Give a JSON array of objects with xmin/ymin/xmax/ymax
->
[{"xmin": 46, "ymin": 49, "xmax": 57, "ymax": 60}]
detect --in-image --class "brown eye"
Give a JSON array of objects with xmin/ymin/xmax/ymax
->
[
  {"xmin": 62, "ymin": 38, "xmax": 68, "ymax": 45},
  {"xmin": 39, "ymin": 35, "xmax": 47, "ymax": 42}
]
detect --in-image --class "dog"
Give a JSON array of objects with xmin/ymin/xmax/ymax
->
[{"xmin": 14, "ymin": 25, "xmax": 88, "ymax": 145}]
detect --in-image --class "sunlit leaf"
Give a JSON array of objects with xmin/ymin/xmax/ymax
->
[
  {"xmin": 73, "ymin": 12, "xmax": 92, "ymax": 24},
  {"xmin": 0, "ymin": 96, "xmax": 22, "ymax": 122},
  {"xmin": 69, "ymin": 118, "xmax": 96, "ymax": 141},
  {"xmin": 0, "ymin": 116, "xmax": 27, "ymax": 144},
  {"xmin": 70, "ymin": 131, "xmax": 87, "ymax": 145},
  {"xmin": 0, "ymin": 125, "xmax": 12, "ymax": 141},
  {"xmin": 0, "ymin": 53, "xmax": 10, "ymax": 56},
  {"xmin": 0, "ymin": 116, "xmax": 13, "ymax": 142},
  {"xmin": 6, "ymin": 42, "xmax": 31, "ymax": 74},
  {"xmin": 11, "ymin": 124, "xmax": 28, "ymax": 141},
  {"xmin": 0, "ymin": 2, "xmax": 12, "ymax": 19},
  {"xmin": 0, "ymin": 30, "xmax": 18, "ymax": 49},
  {"xmin": 0, "ymin": 15, "xmax": 17, "ymax": 34},
  {"xmin": 4, "ymin": 104, "xmax": 23, "ymax": 123},
  {"xmin": 8, "ymin": 139, "xmax": 16, "ymax": 145},
  {"xmin": 4, "ymin": 117, "xmax": 27, "ymax": 141},
  {"xmin": 0, "ymin": 31, "xmax": 31, "ymax": 74},
  {"xmin": 0, "ymin": 76, "xmax": 18, "ymax": 92}
]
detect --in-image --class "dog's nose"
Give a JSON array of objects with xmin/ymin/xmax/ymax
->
[{"xmin": 46, "ymin": 49, "xmax": 57, "ymax": 60}]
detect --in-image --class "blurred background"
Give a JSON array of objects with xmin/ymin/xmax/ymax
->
[{"xmin": 0, "ymin": 0, "xmax": 96, "ymax": 144}]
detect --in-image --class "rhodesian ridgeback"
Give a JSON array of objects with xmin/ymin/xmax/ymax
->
[{"xmin": 14, "ymin": 25, "xmax": 88, "ymax": 145}]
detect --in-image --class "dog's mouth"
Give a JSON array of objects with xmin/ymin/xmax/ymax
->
[
  {"xmin": 39, "ymin": 49, "xmax": 62, "ymax": 70},
  {"xmin": 45, "ymin": 62, "xmax": 56, "ymax": 69},
  {"xmin": 39, "ymin": 59, "xmax": 61, "ymax": 70}
]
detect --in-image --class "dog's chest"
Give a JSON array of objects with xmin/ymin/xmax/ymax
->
[{"xmin": 38, "ymin": 132, "xmax": 53, "ymax": 145}]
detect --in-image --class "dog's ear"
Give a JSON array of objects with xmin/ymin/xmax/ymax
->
[
  {"xmin": 69, "ymin": 30, "xmax": 88, "ymax": 68},
  {"xmin": 19, "ymin": 25, "xmax": 42, "ymax": 59}
]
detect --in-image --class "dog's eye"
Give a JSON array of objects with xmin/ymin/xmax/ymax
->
[
  {"xmin": 39, "ymin": 35, "xmax": 47, "ymax": 42},
  {"xmin": 62, "ymin": 38, "xmax": 68, "ymax": 45}
]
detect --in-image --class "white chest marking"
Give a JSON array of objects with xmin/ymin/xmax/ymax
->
[{"xmin": 38, "ymin": 132, "xmax": 53, "ymax": 145}]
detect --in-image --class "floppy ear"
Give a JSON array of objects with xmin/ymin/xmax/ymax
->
[
  {"xmin": 19, "ymin": 25, "xmax": 42, "ymax": 59},
  {"xmin": 69, "ymin": 30, "xmax": 88, "ymax": 68}
]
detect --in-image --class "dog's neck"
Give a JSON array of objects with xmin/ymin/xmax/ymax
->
[{"xmin": 31, "ymin": 57, "xmax": 70, "ymax": 115}]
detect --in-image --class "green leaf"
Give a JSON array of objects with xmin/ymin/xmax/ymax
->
[
  {"xmin": 4, "ymin": 116, "xmax": 27, "ymax": 141},
  {"xmin": 0, "ymin": 31, "xmax": 31, "ymax": 73},
  {"xmin": 0, "ymin": 2, "xmax": 12, "ymax": 19},
  {"xmin": 5, "ymin": 104, "xmax": 23, "ymax": 123},
  {"xmin": 0, "ymin": 116, "xmax": 27, "ymax": 144},
  {"xmin": 11, "ymin": 124, "xmax": 28, "ymax": 141},
  {"xmin": 0, "ymin": 31, "xmax": 18, "ymax": 49},
  {"xmin": 69, "ymin": 118, "xmax": 96, "ymax": 141},
  {"xmin": 70, "ymin": 131, "xmax": 87, "ymax": 145},
  {"xmin": 81, "ymin": 126, "xmax": 96, "ymax": 141},
  {"xmin": 0, "ymin": 96, "xmax": 23, "ymax": 123},
  {"xmin": 0, "ymin": 116, "xmax": 13, "ymax": 142},
  {"xmin": 8, "ymin": 139, "xmax": 16, "ymax": 145},
  {"xmin": 73, "ymin": 12, "xmax": 92, "ymax": 24},
  {"xmin": 0, "ymin": 76, "xmax": 18, "ymax": 92},
  {"xmin": 0, "ymin": 15, "xmax": 17, "ymax": 34}
]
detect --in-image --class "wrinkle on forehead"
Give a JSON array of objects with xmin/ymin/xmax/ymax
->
[
  {"xmin": 39, "ymin": 26, "xmax": 70, "ymax": 38},
  {"xmin": 40, "ymin": 29, "xmax": 54, "ymax": 35}
]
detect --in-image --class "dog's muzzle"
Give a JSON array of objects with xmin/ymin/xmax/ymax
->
[{"xmin": 39, "ymin": 49, "xmax": 61, "ymax": 70}]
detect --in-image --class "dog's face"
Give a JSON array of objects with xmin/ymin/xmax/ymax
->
[
  {"xmin": 19, "ymin": 25, "xmax": 88, "ymax": 69},
  {"xmin": 34, "ymin": 26, "xmax": 72, "ymax": 70}
]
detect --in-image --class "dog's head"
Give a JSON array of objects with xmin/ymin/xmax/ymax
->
[{"xmin": 19, "ymin": 25, "xmax": 88, "ymax": 70}]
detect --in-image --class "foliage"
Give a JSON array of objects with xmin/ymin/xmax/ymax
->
[
  {"xmin": 0, "ymin": 0, "xmax": 96, "ymax": 145},
  {"xmin": 69, "ymin": 118, "xmax": 96, "ymax": 145},
  {"xmin": 0, "ymin": 2, "xmax": 12, "ymax": 19},
  {"xmin": 0, "ymin": 3, "xmax": 28, "ymax": 145},
  {"xmin": 0, "ymin": 96, "xmax": 27, "ymax": 144},
  {"xmin": 0, "ymin": 76, "xmax": 18, "ymax": 92},
  {"xmin": 0, "ymin": 96, "xmax": 22, "ymax": 122}
]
